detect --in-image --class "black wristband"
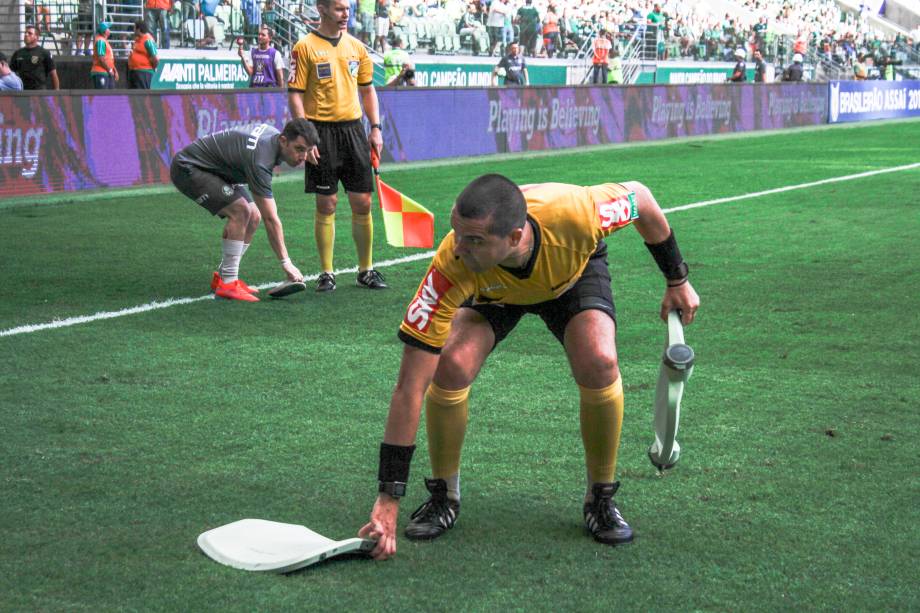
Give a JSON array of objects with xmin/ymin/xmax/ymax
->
[
  {"xmin": 378, "ymin": 442, "xmax": 415, "ymax": 483},
  {"xmin": 370, "ymin": 123, "xmax": 382, "ymax": 130},
  {"xmin": 645, "ymin": 229, "xmax": 688, "ymax": 281},
  {"xmin": 378, "ymin": 481, "xmax": 407, "ymax": 498}
]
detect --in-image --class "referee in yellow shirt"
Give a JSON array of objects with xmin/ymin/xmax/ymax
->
[
  {"xmin": 358, "ymin": 175, "xmax": 701, "ymax": 559},
  {"xmin": 288, "ymin": 0, "xmax": 387, "ymax": 292}
]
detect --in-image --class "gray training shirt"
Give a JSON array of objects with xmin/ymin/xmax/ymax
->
[{"xmin": 175, "ymin": 124, "xmax": 282, "ymax": 197}]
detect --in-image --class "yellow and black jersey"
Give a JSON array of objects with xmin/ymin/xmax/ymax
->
[
  {"xmin": 399, "ymin": 182, "xmax": 638, "ymax": 350},
  {"xmin": 287, "ymin": 32, "xmax": 374, "ymax": 122}
]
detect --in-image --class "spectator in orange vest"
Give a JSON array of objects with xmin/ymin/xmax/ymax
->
[
  {"xmin": 542, "ymin": 6, "xmax": 561, "ymax": 58},
  {"xmin": 91, "ymin": 22, "xmax": 118, "ymax": 89},
  {"xmin": 128, "ymin": 20, "xmax": 160, "ymax": 89},
  {"xmin": 145, "ymin": 0, "xmax": 172, "ymax": 48},
  {"xmin": 591, "ymin": 29, "xmax": 612, "ymax": 83}
]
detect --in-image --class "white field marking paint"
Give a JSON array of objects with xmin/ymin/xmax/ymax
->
[
  {"xmin": 664, "ymin": 162, "xmax": 920, "ymax": 214},
  {"xmin": 0, "ymin": 252, "xmax": 434, "ymax": 338},
  {"xmin": 2, "ymin": 162, "xmax": 918, "ymax": 339}
]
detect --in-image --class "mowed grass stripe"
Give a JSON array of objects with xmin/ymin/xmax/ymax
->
[{"xmin": 3, "ymin": 160, "xmax": 919, "ymax": 338}]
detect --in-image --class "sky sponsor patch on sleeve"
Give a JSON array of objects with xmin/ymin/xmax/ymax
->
[
  {"xmin": 597, "ymin": 192, "xmax": 638, "ymax": 231},
  {"xmin": 404, "ymin": 267, "xmax": 454, "ymax": 334}
]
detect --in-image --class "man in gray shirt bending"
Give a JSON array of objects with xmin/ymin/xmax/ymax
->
[{"xmin": 171, "ymin": 118, "xmax": 319, "ymax": 302}]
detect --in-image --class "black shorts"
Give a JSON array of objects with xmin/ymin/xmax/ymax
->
[
  {"xmin": 462, "ymin": 241, "xmax": 616, "ymax": 348},
  {"xmin": 91, "ymin": 73, "xmax": 116, "ymax": 90},
  {"xmin": 170, "ymin": 159, "xmax": 252, "ymax": 216},
  {"xmin": 127, "ymin": 70, "xmax": 152, "ymax": 90},
  {"xmin": 305, "ymin": 119, "xmax": 373, "ymax": 196}
]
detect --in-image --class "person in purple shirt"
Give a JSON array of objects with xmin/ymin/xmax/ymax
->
[{"xmin": 238, "ymin": 26, "xmax": 285, "ymax": 87}]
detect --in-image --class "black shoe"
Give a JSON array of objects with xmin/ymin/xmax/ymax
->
[
  {"xmin": 583, "ymin": 481, "xmax": 633, "ymax": 545},
  {"xmin": 404, "ymin": 478, "xmax": 460, "ymax": 541},
  {"xmin": 356, "ymin": 269, "xmax": 388, "ymax": 289},
  {"xmin": 316, "ymin": 272, "xmax": 336, "ymax": 292}
]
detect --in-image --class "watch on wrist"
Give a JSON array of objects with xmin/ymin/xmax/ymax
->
[
  {"xmin": 370, "ymin": 123, "xmax": 382, "ymax": 130},
  {"xmin": 378, "ymin": 481, "xmax": 407, "ymax": 498}
]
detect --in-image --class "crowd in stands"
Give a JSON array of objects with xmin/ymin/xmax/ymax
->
[{"xmin": 12, "ymin": 0, "xmax": 920, "ymax": 73}]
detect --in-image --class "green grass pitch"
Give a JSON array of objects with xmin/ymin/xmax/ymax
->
[{"xmin": 1, "ymin": 120, "xmax": 919, "ymax": 611}]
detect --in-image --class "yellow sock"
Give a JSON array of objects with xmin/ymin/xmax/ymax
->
[
  {"xmin": 425, "ymin": 383, "xmax": 470, "ymax": 481},
  {"xmin": 579, "ymin": 378, "xmax": 624, "ymax": 485},
  {"xmin": 314, "ymin": 211, "xmax": 335, "ymax": 273},
  {"xmin": 352, "ymin": 212, "xmax": 374, "ymax": 271}
]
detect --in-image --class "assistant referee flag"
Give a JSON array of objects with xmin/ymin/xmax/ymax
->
[{"xmin": 371, "ymin": 149, "xmax": 434, "ymax": 248}]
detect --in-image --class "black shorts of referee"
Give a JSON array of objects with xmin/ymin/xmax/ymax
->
[
  {"xmin": 305, "ymin": 119, "xmax": 373, "ymax": 196},
  {"xmin": 461, "ymin": 241, "xmax": 616, "ymax": 351}
]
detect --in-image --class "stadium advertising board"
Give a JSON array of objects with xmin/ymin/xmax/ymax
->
[
  {"xmin": 0, "ymin": 92, "xmax": 288, "ymax": 197},
  {"xmin": 375, "ymin": 87, "xmax": 620, "ymax": 162},
  {"xmin": 621, "ymin": 83, "xmax": 827, "ymax": 141},
  {"xmin": 410, "ymin": 62, "xmax": 566, "ymax": 87},
  {"xmin": 827, "ymin": 79, "xmax": 920, "ymax": 123},
  {"xmin": 152, "ymin": 58, "xmax": 251, "ymax": 90},
  {"xmin": 652, "ymin": 64, "xmax": 758, "ymax": 84},
  {"xmin": 375, "ymin": 83, "xmax": 827, "ymax": 162},
  {"xmin": 0, "ymin": 83, "xmax": 828, "ymax": 198}
]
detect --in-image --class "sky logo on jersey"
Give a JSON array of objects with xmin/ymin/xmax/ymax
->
[
  {"xmin": 598, "ymin": 192, "xmax": 638, "ymax": 231},
  {"xmin": 316, "ymin": 62, "xmax": 332, "ymax": 79},
  {"xmin": 405, "ymin": 267, "xmax": 453, "ymax": 333}
]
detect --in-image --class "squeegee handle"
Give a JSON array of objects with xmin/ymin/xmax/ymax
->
[{"xmin": 667, "ymin": 309, "xmax": 685, "ymax": 345}]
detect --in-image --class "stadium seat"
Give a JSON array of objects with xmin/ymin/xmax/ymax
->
[
  {"xmin": 185, "ymin": 18, "xmax": 206, "ymax": 42},
  {"xmin": 229, "ymin": 9, "xmax": 244, "ymax": 34},
  {"xmin": 198, "ymin": 16, "xmax": 224, "ymax": 44},
  {"xmin": 446, "ymin": 22, "xmax": 461, "ymax": 52},
  {"xmin": 433, "ymin": 21, "xmax": 445, "ymax": 53},
  {"xmin": 404, "ymin": 20, "xmax": 418, "ymax": 51}
]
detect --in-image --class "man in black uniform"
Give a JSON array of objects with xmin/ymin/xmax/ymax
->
[
  {"xmin": 492, "ymin": 41, "xmax": 528, "ymax": 86},
  {"xmin": 170, "ymin": 118, "xmax": 318, "ymax": 302},
  {"xmin": 728, "ymin": 47, "xmax": 746, "ymax": 82},
  {"xmin": 10, "ymin": 25, "xmax": 60, "ymax": 90},
  {"xmin": 782, "ymin": 53, "xmax": 804, "ymax": 82}
]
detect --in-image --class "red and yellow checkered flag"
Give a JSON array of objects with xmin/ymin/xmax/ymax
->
[{"xmin": 371, "ymin": 147, "xmax": 434, "ymax": 248}]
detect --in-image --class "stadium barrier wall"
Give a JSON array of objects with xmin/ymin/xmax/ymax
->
[{"xmin": 0, "ymin": 82, "xmax": 841, "ymax": 199}]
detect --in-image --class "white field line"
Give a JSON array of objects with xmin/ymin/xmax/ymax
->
[
  {"xmin": 0, "ymin": 253, "xmax": 437, "ymax": 338},
  {"xmin": 664, "ymin": 162, "xmax": 920, "ymax": 214},
  {"xmin": 2, "ymin": 162, "xmax": 918, "ymax": 339}
]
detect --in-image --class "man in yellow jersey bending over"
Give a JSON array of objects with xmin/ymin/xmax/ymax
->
[
  {"xmin": 359, "ymin": 175, "xmax": 700, "ymax": 558},
  {"xmin": 288, "ymin": 0, "xmax": 388, "ymax": 292}
]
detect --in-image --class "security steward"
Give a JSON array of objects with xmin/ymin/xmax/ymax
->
[
  {"xmin": 90, "ymin": 22, "xmax": 118, "ymax": 89},
  {"xmin": 127, "ymin": 20, "xmax": 159, "ymax": 89}
]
